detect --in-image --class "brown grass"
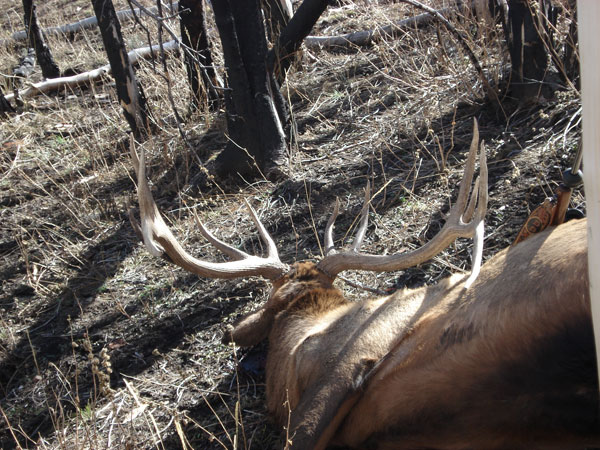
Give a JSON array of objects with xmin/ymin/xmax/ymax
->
[{"xmin": 0, "ymin": 0, "xmax": 583, "ymax": 448}]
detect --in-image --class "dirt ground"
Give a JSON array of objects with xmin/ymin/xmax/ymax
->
[{"xmin": 0, "ymin": 0, "xmax": 584, "ymax": 448}]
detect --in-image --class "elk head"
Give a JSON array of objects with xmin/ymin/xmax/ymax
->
[{"xmin": 129, "ymin": 119, "xmax": 487, "ymax": 351}]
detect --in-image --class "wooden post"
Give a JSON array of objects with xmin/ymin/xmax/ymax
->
[{"xmin": 577, "ymin": 0, "xmax": 600, "ymax": 387}]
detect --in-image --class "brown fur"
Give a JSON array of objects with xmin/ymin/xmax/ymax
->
[{"xmin": 229, "ymin": 219, "xmax": 599, "ymax": 449}]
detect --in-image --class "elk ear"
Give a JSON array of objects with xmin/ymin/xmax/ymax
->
[{"xmin": 223, "ymin": 308, "xmax": 275, "ymax": 347}]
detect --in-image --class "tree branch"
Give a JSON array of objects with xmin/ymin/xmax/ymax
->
[
  {"xmin": 304, "ymin": 5, "xmax": 463, "ymax": 49},
  {"xmin": 396, "ymin": 0, "xmax": 500, "ymax": 105}
]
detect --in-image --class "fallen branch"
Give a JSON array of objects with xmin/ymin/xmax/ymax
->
[
  {"xmin": 4, "ymin": 40, "xmax": 179, "ymax": 103},
  {"xmin": 305, "ymin": 5, "xmax": 464, "ymax": 49},
  {"xmin": 305, "ymin": 0, "xmax": 500, "ymax": 105},
  {"xmin": 1, "ymin": 2, "xmax": 179, "ymax": 46}
]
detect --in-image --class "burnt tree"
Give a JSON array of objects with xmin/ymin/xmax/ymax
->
[
  {"xmin": 262, "ymin": 0, "xmax": 293, "ymax": 43},
  {"xmin": 268, "ymin": 0, "xmax": 329, "ymax": 83},
  {"xmin": 211, "ymin": 0, "xmax": 288, "ymax": 178},
  {"xmin": 91, "ymin": 0, "xmax": 152, "ymax": 138},
  {"xmin": 22, "ymin": 0, "xmax": 60, "ymax": 79},
  {"xmin": 209, "ymin": 0, "xmax": 331, "ymax": 178},
  {"xmin": 504, "ymin": 0, "xmax": 559, "ymax": 101},
  {"xmin": 178, "ymin": 0, "xmax": 221, "ymax": 110}
]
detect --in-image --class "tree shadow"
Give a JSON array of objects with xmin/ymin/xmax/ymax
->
[{"xmin": 0, "ymin": 128, "xmax": 229, "ymax": 446}]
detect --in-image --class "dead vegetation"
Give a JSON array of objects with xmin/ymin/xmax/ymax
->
[{"xmin": 0, "ymin": 0, "xmax": 583, "ymax": 448}]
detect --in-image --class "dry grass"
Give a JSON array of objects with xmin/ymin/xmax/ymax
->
[{"xmin": 0, "ymin": 0, "xmax": 583, "ymax": 448}]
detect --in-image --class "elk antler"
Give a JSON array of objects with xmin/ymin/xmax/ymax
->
[
  {"xmin": 129, "ymin": 137, "xmax": 289, "ymax": 280},
  {"xmin": 317, "ymin": 118, "xmax": 488, "ymax": 280}
]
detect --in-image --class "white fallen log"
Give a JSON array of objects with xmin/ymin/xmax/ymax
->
[
  {"xmin": 2, "ymin": 2, "xmax": 179, "ymax": 46},
  {"xmin": 5, "ymin": 40, "xmax": 179, "ymax": 102},
  {"xmin": 305, "ymin": 11, "xmax": 442, "ymax": 49}
]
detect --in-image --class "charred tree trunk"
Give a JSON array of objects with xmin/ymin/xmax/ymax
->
[
  {"xmin": 268, "ymin": 0, "xmax": 328, "ymax": 83},
  {"xmin": 262, "ymin": 0, "xmax": 293, "ymax": 43},
  {"xmin": 178, "ymin": 0, "xmax": 221, "ymax": 110},
  {"xmin": 505, "ymin": 0, "xmax": 557, "ymax": 101},
  {"xmin": 91, "ymin": 0, "xmax": 151, "ymax": 138},
  {"xmin": 212, "ymin": 0, "xmax": 287, "ymax": 178},
  {"xmin": 22, "ymin": 0, "xmax": 60, "ymax": 79}
]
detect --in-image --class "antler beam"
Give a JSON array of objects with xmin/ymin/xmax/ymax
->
[
  {"xmin": 317, "ymin": 118, "xmax": 488, "ymax": 279},
  {"xmin": 129, "ymin": 137, "xmax": 289, "ymax": 280}
]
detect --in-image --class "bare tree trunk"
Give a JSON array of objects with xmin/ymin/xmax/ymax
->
[
  {"xmin": 268, "ymin": 0, "xmax": 329, "ymax": 83},
  {"xmin": 212, "ymin": 0, "xmax": 287, "ymax": 178},
  {"xmin": 91, "ymin": 0, "xmax": 152, "ymax": 138},
  {"xmin": 505, "ymin": 0, "xmax": 556, "ymax": 101},
  {"xmin": 262, "ymin": 0, "xmax": 293, "ymax": 43},
  {"xmin": 22, "ymin": 0, "xmax": 60, "ymax": 79},
  {"xmin": 178, "ymin": 0, "xmax": 221, "ymax": 110}
]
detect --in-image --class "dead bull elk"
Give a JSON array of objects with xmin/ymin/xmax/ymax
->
[{"xmin": 129, "ymin": 121, "xmax": 599, "ymax": 449}]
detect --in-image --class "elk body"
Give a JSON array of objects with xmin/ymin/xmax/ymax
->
[
  {"xmin": 255, "ymin": 218, "xmax": 596, "ymax": 449},
  {"xmin": 130, "ymin": 122, "xmax": 599, "ymax": 449}
]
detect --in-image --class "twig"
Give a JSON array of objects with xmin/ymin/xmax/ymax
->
[
  {"xmin": 127, "ymin": 0, "xmax": 224, "ymax": 100},
  {"xmin": 337, "ymin": 275, "xmax": 392, "ymax": 296},
  {"xmin": 0, "ymin": 141, "xmax": 21, "ymax": 183},
  {"xmin": 397, "ymin": 0, "xmax": 501, "ymax": 106},
  {"xmin": 154, "ymin": 0, "xmax": 192, "ymax": 150}
]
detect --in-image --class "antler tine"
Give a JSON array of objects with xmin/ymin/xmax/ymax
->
[
  {"xmin": 449, "ymin": 117, "xmax": 479, "ymax": 222},
  {"xmin": 462, "ymin": 176, "xmax": 480, "ymax": 224},
  {"xmin": 474, "ymin": 141, "xmax": 488, "ymax": 223},
  {"xmin": 134, "ymin": 143, "xmax": 167, "ymax": 258},
  {"xmin": 130, "ymin": 138, "xmax": 140, "ymax": 177},
  {"xmin": 463, "ymin": 141, "xmax": 488, "ymax": 288},
  {"xmin": 317, "ymin": 118, "xmax": 487, "ymax": 280},
  {"xmin": 324, "ymin": 198, "xmax": 340, "ymax": 256},
  {"xmin": 464, "ymin": 219, "xmax": 484, "ymax": 289},
  {"xmin": 130, "ymin": 138, "xmax": 288, "ymax": 280},
  {"xmin": 244, "ymin": 199, "xmax": 281, "ymax": 260},
  {"xmin": 352, "ymin": 181, "xmax": 371, "ymax": 252}
]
